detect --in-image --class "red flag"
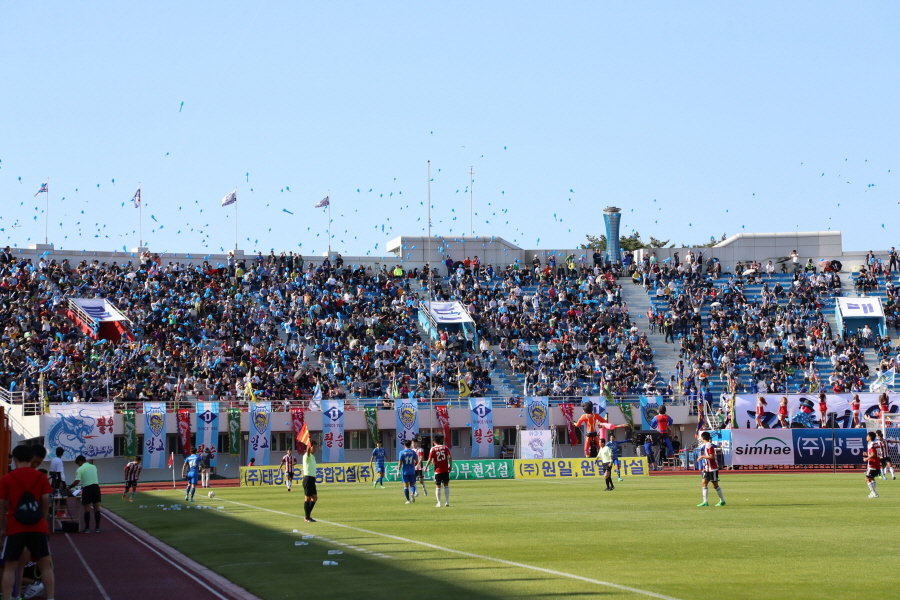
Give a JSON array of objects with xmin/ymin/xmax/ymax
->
[
  {"xmin": 167, "ymin": 452, "xmax": 174, "ymax": 468},
  {"xmin": 176, "ymin": 408, "xmax": 192, "ymax": 456},
  {"xmin": 435, "ymin": 405, "xmax": 451, "ymax": 448},
  {"xmin": 292, "ymin": 407, "xmax": 309, "ymax": 453},
  {"xmin": 560, "ymin": 403, "xmax": 579, "ymax": 445}
]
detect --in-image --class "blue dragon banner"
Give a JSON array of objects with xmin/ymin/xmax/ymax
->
[
  {"xmin": 143, "ymin": 402, "xmax": 167, "ymax": 468},
  {"xmin": 48, "ymin": 403, "xmax": 115, "ymax": 461}
]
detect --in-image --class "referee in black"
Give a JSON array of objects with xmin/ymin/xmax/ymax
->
[{"xmin": 302, "ymin": 439, "xmax": 318, "ymax": 523}]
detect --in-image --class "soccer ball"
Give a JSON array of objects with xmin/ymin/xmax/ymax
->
[{"xmin": 208, "ymin": 491, "xmax": 216, "ymax": 498}]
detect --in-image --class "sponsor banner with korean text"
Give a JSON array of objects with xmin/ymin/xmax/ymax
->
[
  {"xmin": 240, "ymin": 462, "xmax": 377, "ymax": 486},
  {"xmin": 227, "ymin": 408, "xmax": 241, "ymax": 455},
  {"xmin": 122, "ymin": 409, "xmax": 137, "ymax": 457},
  {"xmin": 731, "ymin": 430, "xmax": 793, "ymax": 465},
  {"xmin": 639, "ymin": 395, "xmax": 664, "ymax": 430},
  {"xmin": 195, "ymin": 402, "xmax": 219, "ymax": 467},
  {"xmin": 395, "ymin": 398, "xmax": 418, "ymax": 453},
  {"xmin": 321, "ymin": 399, "xmax": 345, "ymax": 463},
  {"xmin": 248, "ymin": 401, "xmax": 272, "ymax": 465},
  {"xmin": 734, "ymin": 394, "xmax": 897, "ymax": 429},
  {"xmin": 176, "ymin": 408, "xmax": 191, "ymax": 456},
  {"xmin": 515, "ymin": 457, "xmax": 649, "ymax": 479},
  {"xmin": 143, "ymin": 402, "xmax": 167, "ymax": 468},
  {"xmin": 831, "ymin": 429, "xmax": 869, "ymax": 465},
  {"xmin": 525, "ymin": 397, "xmax": 549, "ymax": 430},
  {"xmin": 384, "ymin": 459, "xmax": 513, "ymax": 482},
  {"xmin": 469, "ymin": 397, "xmax": 494, "ymax": 457},
  {"xmin": 520, "ymin": 429, "xmax": 553, "ymax": 459},
  {"xmin": 48, "ymin": 402, "xmax": 115, "ymax": 461}
]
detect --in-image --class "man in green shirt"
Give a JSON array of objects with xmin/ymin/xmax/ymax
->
[
  {"xmin": 302, "ymin": 440, "xmax": 318, "ymax": 523},
  {"xmin": 596, "ymin": 438, "xmax": 615, "ymax": 492},
  {"xmin": 70, "ymin": 455, "xmax": 102, "ymax": 533}
]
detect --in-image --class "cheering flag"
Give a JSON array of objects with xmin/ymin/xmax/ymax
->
[
  {"xmin": 458, "ymin": 372, "xmax": 471, "ymax": 398},
  {"xmin": 133, "ymin": 186, "xmax": 141, "ymax": 208},
  {"xmin": 296, "ymin": 422, "xmax": 311, "ymax": 453},
  {"xmin": 34, "ymin": 181, "xmax": 48, "ymax": 197},
  {"xmin": 314, "ymin": 196, "xmax": 330, "ymax": 208},
  {"xmin": 222, "ymin": 189, "xmax": 237, "ymax": 207},
  {"xmin": 869, "ymin": 368, "xmax": 896, "ymax": 393}
]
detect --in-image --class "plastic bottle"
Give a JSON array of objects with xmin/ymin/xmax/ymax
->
[
  {"xmin": 328, "ymin": 550, "xmax": 343, "ymax": 555},
  {"xmin": 323, "ymin": 561, "xmax": 338, "ymax": 566}
]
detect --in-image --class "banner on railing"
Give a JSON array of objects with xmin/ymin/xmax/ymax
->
[
  {"xmin": 426, "ymin": 301, "xmax": 474, "ymax": 323},
  {"xmin": 122, "ymin": 409, "xmax": 137, "ymax": 457},
  {"xmin": 321, "ymin": 399, "xmax": 345, "ymax": 463},
  {"xmin": 240, "ymin": 462, "xmax": 376, "ymax": 486},
  {"xmin": 143, "ymin": 402, "xmax": 167, "ymax": 468},
  {"xmin": 69, "ymin": 297, "xmax": 129, "ymax": 322},
  {"xmin": 525, "ymin": 397, "xmax": 549, "ymax": 430},
  {"xmin": 176, "ymin": 408, "xmax": 191, "ymax": 456},
  {"xmin": 48, "ymin": 402, "xmax": 114, "ymax": 461},
  {"xmin": 395, "ymin": 398, "xmax": 418, "ymax": 453},
  {"xmin": 725, "ymin": 428, "xmax": 869, "ymax": 466},
  {"xmin": 639, "ymin": 395, "xmax": 664, "ymax": 430},
  {"xmin": 514, "ymin": 457, "xmax": 649, "ymax": 479},
  {"xmin": 520, "ymin": 429, "xmax": 553, "ymax": 459},
  {"xmin": 227, "ymin": 408, "xmax": 241, "ymax": 455},
  {"xmin": 469, "ymin": 397, "xmax": 494, "ymax": 457},
  {"xmin": 196, "ymin": 402, "xmax": 219, "ymax": 467},
  {"xmin": 384, "ymin": 459, "xmax": 513, "ymax": 481},
  {"xmin": 559, "ymin": 403, "xmax": 578, "ymax": 445},
  {"xmin": 248, "ymin": 401, "xmax": 272, "ymax": 465},
  {"xmin": 733, "ymin": 394, "xmax": 897, "ymax": 429}
]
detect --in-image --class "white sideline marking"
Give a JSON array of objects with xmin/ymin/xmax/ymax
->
[
  {"xmin": 65, "ymin": 533, "xmax": 112, "ymax": 600},
  {"xmin": 222, "ymin": 499, "xmax": 681, "ymax": 600}
]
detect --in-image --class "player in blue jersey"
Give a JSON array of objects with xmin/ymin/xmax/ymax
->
[
  {"xmin": 181, "ymin": 447, "xmax": 201, "ymax": 502},
  {"xmin": 399, "ymin": 440, "xmax": 419, "ymax": 504},
  {"xmin": 369, "ymin": 440, "xmax": 386, "ymax": 489},
  {"xmin": 607, "ymin": 432, "xmax": 632, "ymax": 482}
]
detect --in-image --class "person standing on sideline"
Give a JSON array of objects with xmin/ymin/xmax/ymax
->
[
  {"xmin": 818, "ymin": 393, "xmax": 829, "ymax": 428},
  {"xmin": 369, "ymin": 440, "xmax": 386, "ymax": 489},
  {"xmin": 607, "ymin": 432, "xmax": 631, "ymax": 482},
  {"xmin": 596, "ymin": 438, "xmax": 614, "ymax": 491},
  {"xmin": 644, "ymin": 435, "xmax": 656, "ymax": 471},
  {"xmin": 424, "ymin": 434, "xmax": 453, "ymax": 508},
  {"xmin": 122, "ymin": 456, "xmax": 142, "ymax": 502},
  {"xmin": 48, "ymin": 447, "xmax": 65, "ymax": 492},
  {"xmin": 412, "ymin": 439, "xmax": 428, "ymax": 497},
  {"xmin": 777, "ymin": 397, "xmax": 789, "ymax": 429},
  {"xmin": 850, "ymin": 394, "xmax": 862, "ymax": 428},
  {"xmin": 399, "ymin": 440, "xmax": 418, "ymax": 504},
  {"xmin": 650, "ymin": 406, "xmax": 675, "ymax": 457},
  {"xmin": 0, "ymin": 445, "xmax": 55, "ymax": 600},
  {"xmin": 755, "ymin": 396, "xmax": 768, "ymax": 429},
  {"xmin": 864, "ymin": 432, "xmax": 881, "ymax": 498},
  {"xmin": 279, "ymin": 448, "xmax": 297, "ymax": 492},
  {"xmin": 697, "ymin": 431, "xmax": 726, "ymax": 507},
  {"xmin": 181, "ymin": 447, "xmax": 201, "ymax": 502},
  {"xmin": 200, "ymin": 448, "xmax": 213, "ymax": 488},
  {"xmin": 302, "ymin": 440, "xmax": 319, "ymax": 522},
  {"xmin": 70, "ymin": 455, "xmax": 102, "ymax": 532},
  {"xmin": 875, "ymin": 430, "xmax": 897, "ymax": 480}
]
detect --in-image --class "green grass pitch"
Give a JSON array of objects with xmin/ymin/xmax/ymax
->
[{"xmin": 106, "ymin": 474, "xmax": 897, "ymax": 600}]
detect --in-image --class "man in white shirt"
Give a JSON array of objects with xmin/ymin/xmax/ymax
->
[{"xmin": 49, "ymin": 447, "xmax": 66, "ymax": 490}]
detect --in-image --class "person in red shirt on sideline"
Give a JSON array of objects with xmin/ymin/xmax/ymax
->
[
  {"xmin": 650, "ymin": 406, "xmax": 675, "ymax": 457},
  {"xmin": 574, "ymin": 401, "xmax": 624, "ymax": 457},
  {"xmin": 423, "ymin": 434, "xmax": 453, "ymax": 508},
  {"xmin": 864, "ymin": 432, "xmax": 882, "ymax": 498},
  {"xmin": 0, "ymin": 444, "xmax": 55, "ymax": 600}
]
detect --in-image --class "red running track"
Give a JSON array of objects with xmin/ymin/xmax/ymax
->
[{"xmin": 52, "ymin": 508, "xmax": 258, "ymax": 600}]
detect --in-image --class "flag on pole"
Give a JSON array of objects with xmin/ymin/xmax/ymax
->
[
  {"xmin": 296, "ymin": 423, "xmax": 311, "ymax": 453},
  {"xmin": 133, "ymin": 186, "xmax": 141, "ymax": 208},
  {"xmin": 390, "ymin": 378, "xmax": 400, "ymax": 399},
  {"xmin": 34, "ymin": 181, "xmax": 48, "ymax": 197},
  {"xmin": 222, "ymin": 189, "xmax": 237, "ymax": 207},
  {"xmin": 314, "ymin": 196, "xmax": 330, "ymax": 208},
  {"xmin": 458, "ymin": 372, "xmax": 471, "ymax": 398},
  {"xmin": 167, "ymin": 452, "xmax": 174, "ymax": 468},
  {"xmin": 869, "ymin": 368, "xmax": 895, "ymax": 393}
]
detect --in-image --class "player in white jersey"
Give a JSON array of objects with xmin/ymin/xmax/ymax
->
[
  {"xmin": 279, "ymin": 448, "xmax": 298, "ymax": 491},
  {"xmin": 874, "ymin": 431, "xmax": 896, "ymax": 480},
  {"xmin": 696, "ymin": 431, "xmax": 725, "ymax": 507},
  {"xmin": 412, "ymin": 439, "xmax": 427, "ymax": 497}
]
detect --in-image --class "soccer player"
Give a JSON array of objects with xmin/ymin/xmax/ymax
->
[
  {"xmin": 650, "ymin": 406, "xmax": 675, "ymax": 457},
  {"xmin": 412, "ymin": 439, "xmax": 428, "ymax": 496},
  {"xmin": 696, "ymin": 431, "xmax": 726, "ymax": 507},
  {"xmin": 302, "ymin": 440, "xmax": 319, "ymax": 522},
  {"xmin": 596, "ymin": 438, "xmax": 614, "ymax": 491},
  {"xmin": 875, "ymin": 430, "xmax": 897, "ymax": 480},
  {"xmin": 399, "ymin": 440, "xmax": 418, "ymax": 504},
  {"xmin": 181, "ymin": 446, "xmax": 201, "ymax": 502},
  {"xmin": 122, "ymin": 456, "xmax": 142, "ymax": 502},
  {"xmin": 817, "ymin": 393, "xmax": 828, "ymax": 428},
  {"xmin": 369, "ymin": 440, "xmax": 386, "ymax": 489},
  {"xmin": 279, "ymin": 448, "xmax": 297, "ymax": 492},
  {"xmin": 607, "ymin": 432, "xmax": 631, "ymax": 481},
  {"xmin": 70, "ymin": 455, "xmax": 102, "ymax": 532},
  {"xmin": 864, "ymin": 432, "xmax": 881, "ymax": 498},
  {"xmin": 424, "ymin": 434, "xmax": 452, "ymax": 508}
]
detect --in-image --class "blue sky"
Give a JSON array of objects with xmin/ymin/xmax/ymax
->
[{"xmin": 1, "ymin": 1, "xmax": 897, "ymax": 257}]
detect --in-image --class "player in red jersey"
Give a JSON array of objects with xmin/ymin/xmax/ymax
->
[
  {"xmin": 411, "ymin": 439, "xmax": 427, "ymax": 497},
  {"xmin": 864, "ymin": 432, "xmax": 881, "ymax": 498},
  {"xmin": 279, "ymin": 448, "xmax": 297, "ymax": 492},
  {"xmin": 817, "ymin": 393, "xmax": 828, "ymax": 428},
  {"xmin": 696, "ymin": 431, "xmax": 725, "ymax": 507},
  {"xmin": 423, "ymin": 434, "xmax": 452, "ymax": 508},
  {"xmin": 850, "ymin": 394, "xmax": 861, "ymax": 428},
  {"xmin": 122, "ymin": 456, "xmax": 142, "ymax": 501}
]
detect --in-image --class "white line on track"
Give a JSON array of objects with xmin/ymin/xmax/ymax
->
[
  {"xmin": 221, "ymin": 499, "xmax": 682, "ymax": 600},
  {"xmin": 65, "ymin": 533, "xmax": 112, "ymax": 600}
]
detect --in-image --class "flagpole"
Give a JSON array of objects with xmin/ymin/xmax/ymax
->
[
  {"xmin": 138, "ymin": 182, "xmax": 143, "ymax": 247},
  {"xmin": 427, "ymin": 161, "xmax": 433, "ymax": 442},
  {"xmin": 327, "ymin": 189, "xmax": 331, "ymax": 254},
  {"xmin": 45, "ymin": 177, "xmax": 49, "ymax": 244},
  {"xmin": 468, "ymin": 166, "xmax": 474, "ymax": 237},
  {"xmin": 234, "ymin": 187, "xmax": 238, "ymax": 251}
]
